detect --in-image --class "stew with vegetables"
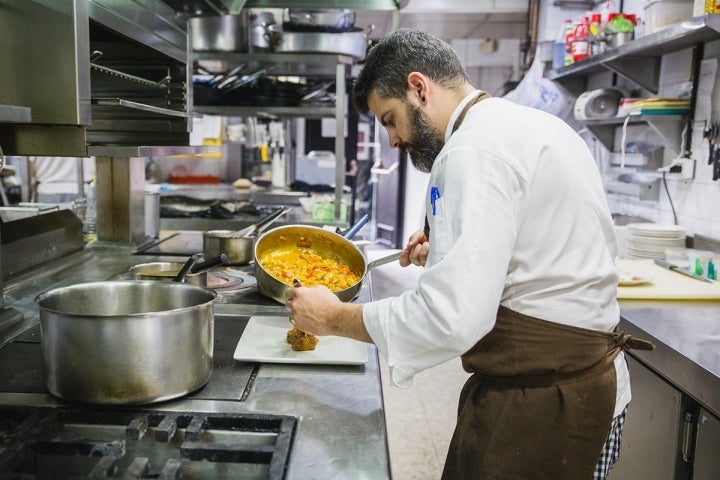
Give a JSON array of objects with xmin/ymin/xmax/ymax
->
[{"xmin": 259, "ymin": 249, "xmax": 362, "ymax": 290}]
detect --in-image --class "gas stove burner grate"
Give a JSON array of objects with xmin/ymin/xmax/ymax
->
[{"xmin": 0, "ymin": 406, "xmax": 296, "ymax": 479}]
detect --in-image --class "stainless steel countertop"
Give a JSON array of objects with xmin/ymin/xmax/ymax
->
[
  {"xmin": 0, "ymin": 241, "xmax": 391, "ymax": 479},
  {"xmin": 620, "ymin": 301, "xmax": 720, "ymax": 418}
]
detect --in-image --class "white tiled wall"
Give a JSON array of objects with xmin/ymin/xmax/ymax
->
[{"xmin": 537, "ymin": 0, "xmax": 720, "ymax": 241}]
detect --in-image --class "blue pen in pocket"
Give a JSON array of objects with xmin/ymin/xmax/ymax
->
[{"xmin": 430, "ymin": 186, "xmax": 441, "ymax": 215}]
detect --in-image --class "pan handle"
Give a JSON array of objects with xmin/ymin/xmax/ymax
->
[
  {"xmin": 341, "ymin": 213, "xmax": 369, "ymax": 240},
  {"xmin": 190, "ymin": 253, "xmax": 229, "ymax": 274},
  {"xmin": 366, "ymin": 251, "xmax": 402, "ymax": 271}
]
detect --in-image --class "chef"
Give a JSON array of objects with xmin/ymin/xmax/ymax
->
[{"xmin": 284, "ymin": 29, "xmax": 652, "ymax": 479}]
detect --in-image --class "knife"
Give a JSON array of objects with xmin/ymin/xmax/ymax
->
[{"xmin": 654, "ymin": 258, "xmax": 713, "ymax": 283}]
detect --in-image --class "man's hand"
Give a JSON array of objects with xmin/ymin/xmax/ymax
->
[{"xmin": 399, "ymin": 229, "xmax": 429, "ymax": 267}]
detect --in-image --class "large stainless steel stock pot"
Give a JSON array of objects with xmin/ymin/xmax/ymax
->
[{"xmin": 36, "ymin": 281, "xmax": 217, "ymax": 405}]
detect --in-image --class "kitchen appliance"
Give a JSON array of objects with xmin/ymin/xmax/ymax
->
[
  {"xmin": 573, "ymin": 88, "xmax": 625, "ymax": 121},
  {"xmin": 0, "ymin": 405, "xmax": 296, "ymax": 479},
  {"xmin": 0, "ymin": 315, "xmax": 296, "ymax": 478},
  {"xmin": 0, "ymin": 0, "xmax": 194, "ymax": 156}
]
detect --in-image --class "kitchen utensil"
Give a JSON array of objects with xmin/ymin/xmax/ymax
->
[
  {"xmin": 191, "ymin": 14, "xmax": 249, "ymax": 52},
  {"xmin": 254, "ymin": 224, "xmax": 402, "ymax": 304},
  {"xmin": 230, "ymin": 206, "xmax": 288, "ymax": 238},
  {"xmin": 174, "ymin": 254, "xmax": 200, "ymax": 282},
  {"xmin": 36, "ymin": 281, "xmax": 216, "ymax": 405},
  {"xmin": 203, "ymin": 207, "xmax": 289, "ymax": 265},
  {"xmin": 653, "ymin": 258, "xmax": 713, "ymax": 283},
  {"xmin": 271, "ymin": 27, "xmax": 371, "ymax": 59},
  {"xmin": 190, "ymin": 253, "xmax": 229, "ymax": 274},
  {"xmin": 249, "ymin": 10, "xmax": 277, "ymax": 52},
  {"xmin": 129, "ymin": 260, "xmax": 207, "ymax": 286},
  {"xmin": 283, "ymin": 9, "xmax": 356, "ymax": 32}
]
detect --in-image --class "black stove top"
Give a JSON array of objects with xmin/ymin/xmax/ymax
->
[{"xmin": 0, "ymin": 405, "xmax": 296, "ymax": 479}]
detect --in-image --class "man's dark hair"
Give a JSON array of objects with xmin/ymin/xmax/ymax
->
[{"xmin": 352, "ymin": 29, "xmax": 471, "ymax": 114}]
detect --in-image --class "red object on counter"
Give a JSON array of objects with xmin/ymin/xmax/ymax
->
[{"xmin": 167, "ymin": 173, "xmax": 221, "ymax": 184}]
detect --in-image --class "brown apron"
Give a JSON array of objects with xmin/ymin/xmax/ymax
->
[{"xmin": 441, "ymin": 307, "xmax": 653, "ymax": 480}]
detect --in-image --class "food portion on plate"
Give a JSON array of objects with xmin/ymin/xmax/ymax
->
[
  {"xmin": 286, "ymin": 327, "xmax": 319, "ymax": 351},
  {"xmin": 618, "ymin": 270, "xmax": 653, "ymax": 286}
]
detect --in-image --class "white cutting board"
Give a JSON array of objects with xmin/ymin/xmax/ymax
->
[{"xmin": 616, "ymin": 259, "xmax": 720, "ymax": 300}]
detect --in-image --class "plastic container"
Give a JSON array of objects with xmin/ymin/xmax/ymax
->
[
  {"xmin": 553, "ymin": 19, "xmax": 575, "ymax": 69},
  {"xmin": 571, "ymin": 17, "xmax": 591, "ymax": 62},
  {"xmin": 643, "ymin": 0, "xmax": 694, "ymax": 34}
]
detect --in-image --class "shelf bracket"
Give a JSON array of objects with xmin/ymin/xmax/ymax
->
[
  {"xmin": 645, "ymin": 117, "xmax": 684, "ymax": 156},
  {"xmin": 602, "ymin": 57, "xmax": 661, "ymax": 93},
  {"xmin": 585, "ymin": 124, "xmax": 616, "ymax": 151}
]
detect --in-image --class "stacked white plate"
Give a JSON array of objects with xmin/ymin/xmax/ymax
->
[{"xmin": 625, "ymin": 223, "xmax": 686, "ymax": 259}]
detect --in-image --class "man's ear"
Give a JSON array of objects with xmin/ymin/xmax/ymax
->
[{"xmin": 407, "ymin": 72, "xmax": 428, "ymax": 104}]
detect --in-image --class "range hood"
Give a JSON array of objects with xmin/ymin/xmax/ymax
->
[{"xmin": 0, "ymin": 0, "xmax": 195, "ymax": 157}]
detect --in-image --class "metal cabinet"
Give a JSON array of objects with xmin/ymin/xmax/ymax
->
[
  {"xmin": 608, "ymin": 354, "xmax": 720, "ymax": 480},
  {"xmin": 608, "ymin": 354, "xmax": 691, "ymax": 480},
  {"xmin": 693, "ymin": 407, "xmax": 720, "ymax": 480}
]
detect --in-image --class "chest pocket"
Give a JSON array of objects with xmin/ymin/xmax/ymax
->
[{"xmin": 426, "ymin": 192, "xmax": 450, "ymax": 262}]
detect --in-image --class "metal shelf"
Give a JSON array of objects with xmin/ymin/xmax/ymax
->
[
  {"xmin": 583, "ymin": 114, "xmax": 686, "ymax": 154},
  {"xmin": 546, "ymin": 14, "xmax": 720, "ymax": 93},
  {"xmin": 193, "ymin": 52, "xmax": 355, "ymax": 77},
  {"xmin": 194, "ymin": 105, "xmax": 336, "ymax": 118},
  {"xmin": 192, "ymin": 53, "xmax": 351, "ymax": 222}
]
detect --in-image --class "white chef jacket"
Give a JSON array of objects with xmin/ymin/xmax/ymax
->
[{"xmin": 363, "ymin": 92, "xmax": 630, "ymax": 417}]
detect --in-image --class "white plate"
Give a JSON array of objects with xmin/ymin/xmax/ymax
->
[
  {"xmin": 618, "ymin": 272, "xmax": 653, "ymax": 286},
  {"xmin": 233, "ymin": 316, "xmax": 368, "ymax": 365}
]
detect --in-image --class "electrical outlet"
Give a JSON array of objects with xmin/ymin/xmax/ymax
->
[
  {"xmin": 679, "ymin": 158, "xmax": 695, "ymax": 180},
  {"xmin": 657, "ymin": 158, "xmax": 696, "ymax": 180}
]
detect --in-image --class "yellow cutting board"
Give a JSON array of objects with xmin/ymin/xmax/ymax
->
[{"xmin": 616, "ymin": 258, "xmax": 720, "ymax": 300}]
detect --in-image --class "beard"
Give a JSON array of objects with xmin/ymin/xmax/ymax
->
[{"xmin": 400, "ymin": 103, "xmax": 445, "ymax": 173}]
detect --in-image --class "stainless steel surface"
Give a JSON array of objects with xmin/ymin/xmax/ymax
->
[
  {"xmin": 92, "ymin": 98, "xmax": 198, "ymax": 118},
  {"xmin": 145, "ymin": 191, "xmax": 160, "ymax": 238},
  {"xmin": 285, "ymin": 9, "xmax": 356, "ymax": 30},
  {"xmin": 0, "ymin": 104, "xmax": 31, "ymax": 123},
  {"xmin": 36, "ymin": 280, "xmax": 216, "ymax": 405},
  {"xmin": 191, "ymin": 14, "xmax": 250, "ymax": 52},
  {"xmin": 606, "ymin": 355, "xmax": 686, "ymax": 480},
  {"xmin": 1, "ymin": 210, "xmax": 85, "ymax": 280},
  {"xmin": 693, "ymin": 407, "xmax": 720, "ymax": 479},
  {"xmin": 128, "ymin": 261, "xmax": 207, "ymax": 286},
  {"xmin": 0, "ymin": 241, "xmax": 390, "ymax": 479},
  {"xmin": 619, "ymin": 303, "xmax": 720, "ymax": 418},
  {"xmin": 273, "ymin": 29, "xmax": 369, "ymax": 59},
  {"xmin": 0, "ymin": 0, "xmax": 193, "ymax": 156},
  {"xmin": 204, "ymin": 230, "xmax": 255, "ymax": 265}
]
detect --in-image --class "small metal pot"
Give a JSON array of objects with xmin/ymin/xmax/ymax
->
[
  {"xmin": 129, "ymin": 261, "xmax": 207, "ymax": 286},
  {"xmin": 203, "ymin": 207, "xmax": 288, "ymax": 265},
  {"xmin": 203, "ymin": 231, "xmax": 254, "ymax": 265},
  {"xmin": 36, "ymin": 281, "xmax": 217, "ymax": 405},
  {"xmin": 191, "ymin": 14, "xmax": 249, "ymax": 52}
]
